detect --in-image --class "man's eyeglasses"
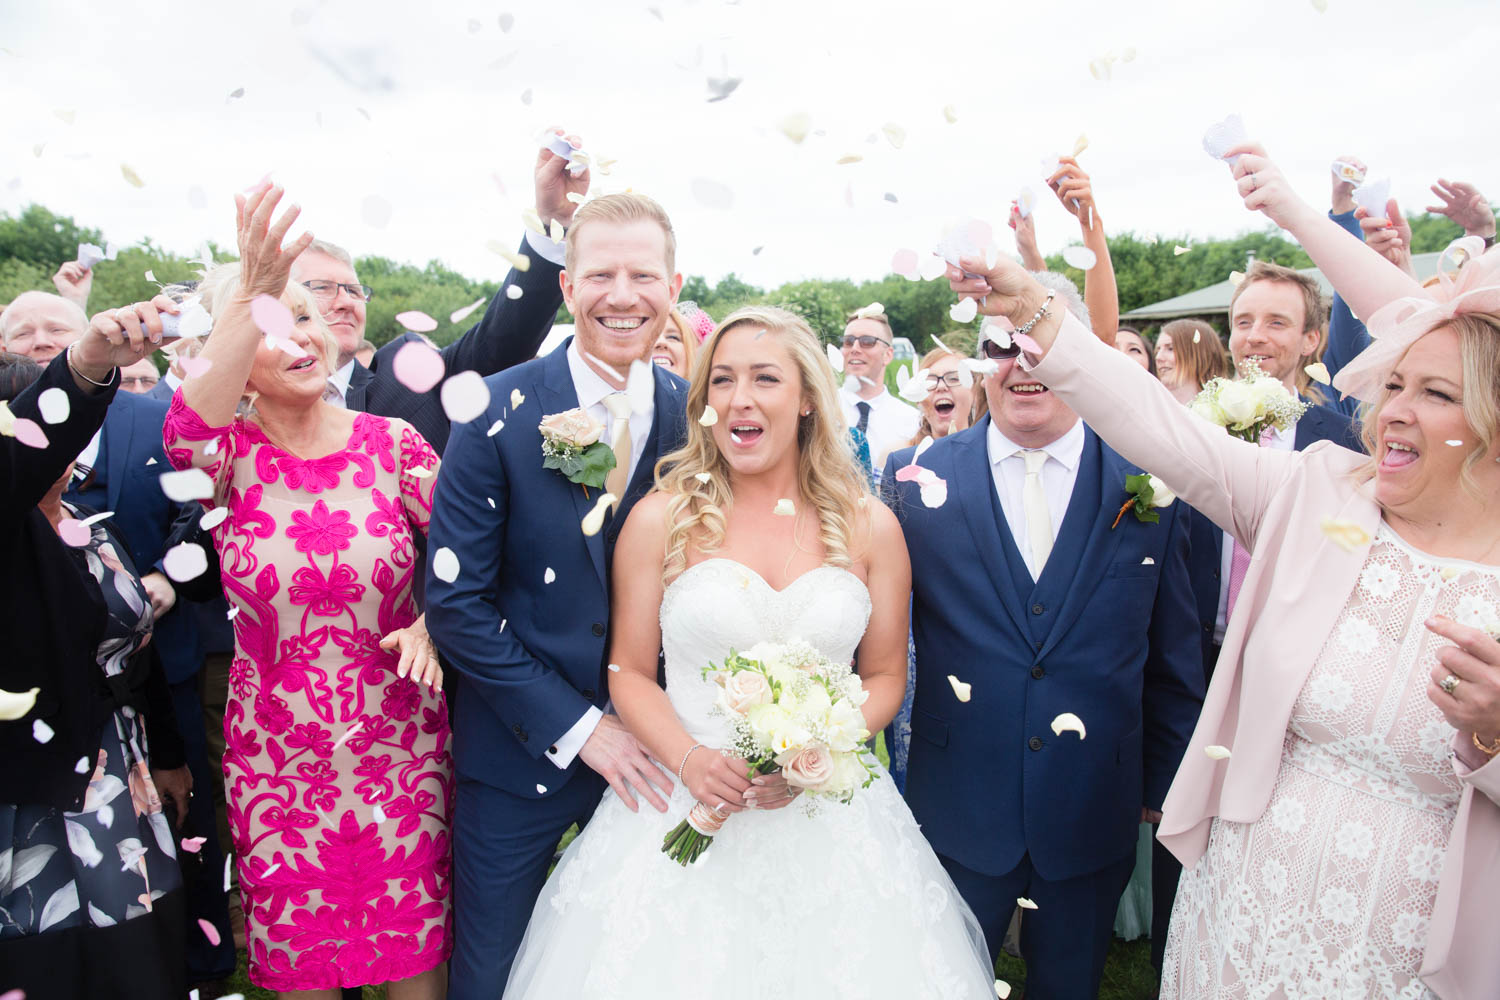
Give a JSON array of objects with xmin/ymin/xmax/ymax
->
[
  {"xmin": 924, "ymin": 372, "xmax": 965, "ymax": 390},
  {"xmin": 841, "ymin": 335, "xmax": 891, "ymax": 350},
  {"xmin": 120, "ymin": 375, "xmax": 159, "ymax": 389},
  {"xmin": 302, "ymin": 280, "xmax": 374, "ymax": 303},
  {"xmin": 980, "ymin": 338, "xmax": 1022, "ymax": 361}
]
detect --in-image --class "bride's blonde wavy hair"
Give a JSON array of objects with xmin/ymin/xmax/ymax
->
[{"xmin": 654, "ymin": 305, "xmax": 871, "ymax": 583}]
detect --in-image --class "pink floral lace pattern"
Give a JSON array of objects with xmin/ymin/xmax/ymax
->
[{"xmin": 164, "ymin": 395, "xmax": 453, "ymax": 991}]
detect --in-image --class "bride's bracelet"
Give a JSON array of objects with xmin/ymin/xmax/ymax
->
[{"xmin": 677, "ymin": 743, "xmax": 705, "ymax": 783}]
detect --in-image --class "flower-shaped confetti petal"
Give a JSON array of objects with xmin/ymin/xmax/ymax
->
[
  {"xmin": 393, "ymin": 341, "xmax": 445, "ymax": 393},
  {"xmin": 1062, "ymin": 245, "xmax": 1097, "ymax": 271},
  {"xmin": 947, "ymin": 675, "xmax": 971, "ymax": 702},
  {"xmin": 511, "ymin": 388, "xmax": 525, "ymax": 409},
  {"xmin": 199, "ymin": 506, "xmax": 229, "ymax": 531},
  {"xmin": 451, "ymin": 298, "xmax": 487, "ymax": 324},
  {"xmin": 698, "ymin": 406, "xmax": 718, "ymax": 427},
  {"xmin": 395, "ymin": 310, "xmax": 438, "ymax": 333},
  {"xmin": 1017, "ymin": 897, "xmax": 1039, "ymax": 910},
  {"xmin": 0, "ymin": 686, "xmax": 40, "ymax": 721},
  {"xmin": 163, "ymin": 542, "xmax": 209, "ymax": 582},
  {"xmin": 159, "ymin": 468, "xmax": 215, "ymax": 502},
  {"xmin": 544, "ymin": 567, "xmax": 557, "ymax": 584},
  {"xmin": 1304, "ymin": 362, "xmax": 1331, "ymax": 385},
  {"xmin": 38, "ymin": 387, "xmax": 70, "ymax": 424},
  {"xmin": 432, "ymin": 547, "xmax": 460, "ymax": 583},
  {"xmin": 1050, "ymin": 712, "xmax": 1086, "ymax": 739},
  {"xmin": 826, "ymin": 343, "xmax": 844, "ymax": 373},
  {"xmin": 949, "ymin": 298, "xmax": 978, "ymax": 324},
  {"xmin": 198, "ymin": 918, "xmax": 221, "ymax": 946},
  {"xmin": 773, "ymin": 498, "xmax": 795, "ymax": 517},
  {"xmin": 58, "ymin": 518, "xmax": 91, "ymax": 547},
  {"xmin": 581, "ymin": 493, "xmax": 618, "ymax": 537},
  {"xmin": 1205, "ymin": 745, "xmax": 1232, "ymax": 760},
  {"xmin": 440, "ymin": 370, "xmax": 491, "ymax": 424},
  {"xmin": 778, "ymin": 112, "xmax": 812, "ymax": 144},
  {"xmin": 1320, "ymin": 517, "xmax": 1371, "ymax": 552}
]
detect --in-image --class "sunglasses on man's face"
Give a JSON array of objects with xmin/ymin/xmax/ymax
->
[
  {"xmin": 980, "ymin": 338, "xmax": 1022, "ymax": 361},
  {"xmin": 841, "ymin": 335, "xmax": 891, "ymax": 350}
]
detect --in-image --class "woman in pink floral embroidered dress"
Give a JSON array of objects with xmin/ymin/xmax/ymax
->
[{"xmin": 164, "ymin": 185, "xmax": 452, "ymax": 998}]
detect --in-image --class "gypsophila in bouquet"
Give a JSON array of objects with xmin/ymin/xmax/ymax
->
[
  {"xmin": 1188, "ymin": 359, "xmax": 1309, "ymax": 443},
  {"xmin": 661, "ymin": 639, "xmax": 878, "ymax": 866}
]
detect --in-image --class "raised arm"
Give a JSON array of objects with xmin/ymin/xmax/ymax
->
[
  {"xmin": 1048, "ymin": 156, "xmax": 1119, "ymax": 343},
  {"xmin": 181, "ymin": 185, "xmax": 313, "ymax": 429}
]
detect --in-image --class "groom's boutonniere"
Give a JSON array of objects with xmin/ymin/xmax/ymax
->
[
  {"xmin": 539, "ymin": 408, "xmax": 616, "ymax": 490},
  {"xmin": 1111, "ymin": 473, "xmax": 1175, "ymax": 529}
]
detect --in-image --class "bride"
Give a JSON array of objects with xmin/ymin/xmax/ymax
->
[{"xmin": 503, "ymin": 306, "xmax": 996, "ymax": 998}]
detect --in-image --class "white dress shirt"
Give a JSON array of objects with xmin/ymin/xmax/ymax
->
[
  {"xmin": 1213, "ymin": 420, "xmax": 1297, "ymax": 642},
  {"xmin": 546, "ymin": 339, "xmax": 657, "ymax": 769},
  {"xmin": 325, "ymin": 359, "xmax": 356, "ymax": 409},
  {"xmin": 839, "ymin": 380, "xmax": 921, "ymax": 468},
  {"xmin": 163, "ymin": 371, "xmax": 183, "ymax": 393},
  {"xmin": 985, "ymin": 418, "xmax": 1086, "ymax": 581}
]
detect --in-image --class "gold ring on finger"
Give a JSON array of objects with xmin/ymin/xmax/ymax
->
[{"xmin": 1440, "ymin": 674, "xmax": 1461, "ymax": 696}]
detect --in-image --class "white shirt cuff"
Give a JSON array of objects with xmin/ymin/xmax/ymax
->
[
  {"xmin": 546, "ymin": 705, "xmax": 603, "ymax": 769},
  {"xmin": 524, "ymin": 228, "xmax": 567, "ymax": 268}
]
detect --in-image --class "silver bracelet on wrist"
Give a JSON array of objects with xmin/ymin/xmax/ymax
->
[
  {"xmin": 66, "ymin": 343, "xmax": 115, "ymax": 387},
  {"xmin": 677, "ymin": 743, "xmax": 705, "ymax": 783},
  {"xmin": 1014, "ymin": 290, "xmax": 1056, "ymax": 339}
]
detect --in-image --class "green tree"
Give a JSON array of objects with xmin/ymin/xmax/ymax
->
[{"xmin": 0, "ymin": 204, "xmax": 102, "ymax": 271}]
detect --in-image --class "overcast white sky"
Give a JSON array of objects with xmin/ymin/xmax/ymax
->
[{"xmin": 2, "ymin": 0, "xmax": 1495, "ymax": 291}]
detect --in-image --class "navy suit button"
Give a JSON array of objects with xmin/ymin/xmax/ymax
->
[
  {"xmin": 591, "ymin": 622, "xmax": 605, "ymax": 637},
  {"xmin": 518, "ymin": 732, "xmax": 529, "ymax": 743},
  {"xmin": 511, "ymin": 723, "xmax": 522, "ymax": 734},
  {"xmin": 1031, "ymin": 666, "xmax": 1045, "ymax": 680},
  {"xmin": 1028, "ymin": 736, "xmax": 1043, "ymax": 751},
  {"xmin": 582, "ymin": 688, "xmax": 596, "ymax": 700},
  {"xmin": 1031, "ymin": 603, "xmax": 1045, "ymax": 615}
]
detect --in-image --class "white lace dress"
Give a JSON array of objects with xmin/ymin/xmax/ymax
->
[
  {"xmin": 504, "ymin": 559, "xmax": 995, "ymax": 999},
  {"xmin": 1162, "ymin": 526, "xmax": 1499, "ymax": 999}
]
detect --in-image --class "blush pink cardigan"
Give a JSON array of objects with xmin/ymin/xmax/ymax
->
[{"xmin": 1031, "ymin": 313, "xmax": 1500, "ymax": 1000}]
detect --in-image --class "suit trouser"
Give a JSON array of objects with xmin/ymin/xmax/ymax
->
[
  {"xmin": 1150, "ymin": 830, "xmax": 1182, "ymax": 975},
  {"xmin": 939, "ymin": 850, "xmax": 1134, "ymax": 1000},
  {"xmin": 448, "ymin": 770, "xmax": 607, "ymax": 1000}
]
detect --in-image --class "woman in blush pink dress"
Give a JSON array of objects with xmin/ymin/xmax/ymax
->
[{"xmin": 163, "ymin": 185, "xmax": 452, "ymax": 998}]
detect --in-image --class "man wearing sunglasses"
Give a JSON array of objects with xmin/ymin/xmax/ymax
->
[
  {"xmin": 287, "ymin": 128, "xmax": 590, "ymax": 454},
  {"xmin": 838, "ymin": 305, "xmax": 920, "ymax": 469}
]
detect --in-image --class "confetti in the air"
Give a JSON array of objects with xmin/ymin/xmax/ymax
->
[
  {"xmin": 1141, "ymin": 556, "xmax": 1155, "ymax": 565},
  {"xmin": 581, "ymin": 493, "xmax": 617, "ymax": 537},
  {"xmin": 694, "ymin": 472, "xmax": 712, "ymax": 484},
  {"xmin": 1071, "ymin": 134, "xmax": 1089, "ymax": 157},
  {"xmin": 226, "ymin": 606, "xmax": 240, "ymax": 621},
  {"xmin": 947, "ymin": 675, "xmax": 972, "ymax": 702},
  {"xmin": 250, "ymin": 294, "xmax": 294, "ymax": 340},
  {"xmin": 1205, "ymin": 745, "xmax": 1232, "ymax": 760},
  {"xmin": 1062, "ymin": 245, "xmax": 1097, "ymax": 271},
  {"xmin": 158, "ymin": 468, "xmax": 215, "ymax": 502},
  {"xmin": 536, "ymin": 783, "xmax": 549, "ymax": 794},
  {"xmin": 407, "ymin": 465, "xmax": 433, "ymax": 479},
  {"xmin": 198, "ymin": 919, "xmax": 221, "ymax": 947},
  {"xmin": 1193, "ymin": 330, "xmax": 1202, "ymax": 344},
  {"xmin": 949, "ymin": 297, "xmax": 978, "ymax": 324},
  {"xmin": 38, "ymin": 387, "xmax": 70, "ymax": 424},
  {"xmin": 891, "ymin": 248, "xmax": 920, "ymax": 280},
  {"xmin": 1304, "ymin": 362, "xmax": 1331, "ymax": 385},
  {"xmin": 942, "ymin": 104, "xmax": 958, "ymax": 124},
  {"xmin": 13, "ymin": 417, "xmax": 49, "ymax": 449},
  {"xmin": 441, "ymin": 370, "xmax": 491, "ymax": 424},
  {"xmin": 1050, "ymin": 713, "xmax": 1086, "ymax": 739},
  {"xmin": 835, "ymin": 154, "xmax": 863, "ymax": 166},
  {"xmin": 163, "ymin": 542, "xmax": 209, "ymax": 582},
  {"xmin": 75, "ymin": 756, "xmax": 91, "ymax": 774},
  {"xmin": 1320, "ymin": 517, "xmax": 1371, "ymax": 552},
  {"xmin": 511, "ymin": 388, "xmax": 525, "ymax": 409},
  {"xmin": 1174, "ymin": 245, "xmax": 1192, "ymax": 256},
  {"xmin": 826, "ymin": 343, "xmax": 844, "ymax": 372},
  {"xmin": 489, "ymin": 245, "xmax": 531, "ymax": 272},
  {"xmin": 505, "ymin": 285, "xmax": 524, "ymax": 300},
  {"xmin": 608, "ymin": 663, "xmax": 622, "ymax": 672},
  {"xmin": 392, "ymin": 341, "xmax": 445, "ymax": 393},
  {"xmin": 432, "ymin": 547, "xmax": 461, "ymax": 583},
  {"xmin": 773, "ymin": 498, "xmax": 795, "ymax": 517},
  {"xmin": 121, "ymin": 164, "xmax": 145, "ymax": 187},
  {"xmin": 698, "ymin": 406, "xmax": 718, "ymax": 427},
  {"xmin": 0, "ymin": 686, "xmax": 40, "ymax": 721},
  {"xmin": 228, "ymin": 87, "xmax": 245, "ymax": 100},
  {"xmin": 778, "ymin": 112, "xmax": 812, "ymax": 144},
  {"xmin": 33, "ymin": 718, "xmax": 55, "ymax": 743},
  {"xmin": 1229, "ymin": 270, "xmax": 1246, "ymax": 287},
  {"xmin": 198, "ymin": 507, "xmax": 226, "ymax": 535},
  {"xmin": 331, "ymin": 719, "xmax": 365, "ymax": 753},
  {"xmin": 372, "ymin": 803, "xmax": 387, "ymax": 823},
  {"xmin": 1446, "ymin": 439, "xmax": 1464, "ymax": 447},
  {"xmin": 705, "ymin": 74, "xmax": 742, "ymax": 102},
  {"xmin": 1017, "ymin": 897, "xmax": 1039, "ymax": 910},
  {"xmin": 58, "ymin": 518, "xmax": 91, "ymax": 547},
  {"xmin": 995, "ymin": 981, "xmax": 1012, "ymax": 999},
  {"xmin": 487, "ymin": 419, "xmax": 505, "ymax": 437},
  {"xmin": 544, "ymin": 567, "xmax": 556, "ymax": 584},
  {"xmin": 882, "ymin": 123, "xmax": 907, "ymax": 149},
  {"xmin": 498, "ymin": 11, "xmax": 514, "ymax": 30},
  {"xmin": 395, "ymin": 310, "xmax": 438, "ymax": 332}
]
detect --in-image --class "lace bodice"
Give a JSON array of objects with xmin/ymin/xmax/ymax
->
[{"xmin": 660, "ymin": 559, "xmax": 872, "ymax": 745}]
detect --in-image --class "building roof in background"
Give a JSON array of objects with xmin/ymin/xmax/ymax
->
[{"xmin": 1121, "ymin": 251, "xmax": 1444, "ymax": 322}]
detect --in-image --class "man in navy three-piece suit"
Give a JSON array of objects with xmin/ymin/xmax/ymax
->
[
  {"xmin": 426, "ymin": 193, "xmax": 689, "ymax": 999},
  {"xmin": 885, "ymin": 313, "xmax": 1204, "ymax": 999}
]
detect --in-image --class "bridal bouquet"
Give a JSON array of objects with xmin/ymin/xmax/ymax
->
[
  {"xmin": 1188, "ymin": 360, "xmax": 1309, "ymax": 443},
  {"xmin": 661, "ymin": 640, "xmax": 878, "ymax": 866}
]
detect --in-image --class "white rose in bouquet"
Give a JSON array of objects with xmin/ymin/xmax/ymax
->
[
  {"xmin": 747, "ymin": 702, "xmax": 790, "ymax": 743},
  {"xmin": 1188, "ymin": 393, "xmax": 1223, "ymax": 425},
  {"xmin": 825, "ymin": 697, "xmax": 869, "ymax": 752},
  {"xmin": 538, "ymin": 408, "xmax": 604, "ymax": 449},
  {"xmin": 830, "ymin": 751, "xmax": 870, "ymax": 797},
  {"xmin": 780, "ymin": 744, "xmax": 835, "ymax": 791},
  {"xmin": 1216, "ymin": 379, "xmax": 1257, "ymax": 427},
  {"xmin": 718, "ymin": 670, "xmax": 773, "ymax": 715}
]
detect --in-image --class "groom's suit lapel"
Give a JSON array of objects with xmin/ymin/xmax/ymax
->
[
  {"xmin": 949, "ymin": 418, "xmax": 1031, "ymax": 642},
  {"xmin": 535, "ymin": 341, "xmax": 610, "ymax": 590},
  {"xmin": 606, "ymin": 365, "xmax": 688, "ymax": 550}
]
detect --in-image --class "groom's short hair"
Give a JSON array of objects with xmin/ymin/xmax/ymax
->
[{"xmin": 564, "ymin": 193, "xmax": 677, "ymax": 275}]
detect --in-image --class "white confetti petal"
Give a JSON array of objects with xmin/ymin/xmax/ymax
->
[
  {"xmin": 1320, "ymin": 517, "xmax": 1371, "ymax": 553},
  {"xmin": 158, "ymin": 468, "xmax": 215, "ymax": 502},
  {"xmin": 536, "ymin": 783, "xmax": 548, "ymax": 794},
  {"xmin": 505, "ymin": 284, "xmax": 524, "ymax": 300},
  {"xmin": 372, "ymin": 803, "xmax": 387, "ymax": 823},
  {"xmin": 1174, "ymin": 245, "xmax": 1192, "ymax": 256},
  {"xmin": 1141, "ymin": 556, "xmax": 1155, "ymax": 565},
  {"xmin": 607, "ymin": 663, "xmax": 621, "ymax": 672},
  {"xmin": 778, "ymin": 112, "xmax": 812, "ymax": 144},
  {"xmin": 440, "ymin": 370, "xmax": 491, "ymax": 424},
  {"xmin": 432, "ymin": 547, "xmax": 460, "ymax": 583},
  {"xmin": 33, "ymin": 718, "xmax": 55, "ymax": 743},
  {"xmin": 226, "ymin": 606, "xmax": 240, "ymax": 621},
  {"xmin": 581, "ymin": 493, "xmax": 618, "ymax": 537},
  {"xmin": 331, "ymin": 720, "xmax": 365, "ymax": 753},
  {"xmin": 693, "ymin": 472, "xmax": 712, "ymax": 484},
  {"xmin": 1050, "ymin": 712, "xmax": 1086, "ymax": 739},
  {"xmin": 487, "ymin": 419, "xmax": 506, "ymax": 437},
  {"xmin": 1304, "ymin": 362, "xmax": 1331, "ymax": 385},
  {"xmin": 75, "ymin": 755, "xmax": 91, "ymax": 774},
  {"xmin": 199, "ymin": 507, "xmax": 228, "ymax": 531},
  {"xmin": 772, "ymin": 498, "xmax": 795, "ymax": 517},
  {"xmin": 943, "ymin": 104, "xmax": 958, "ymax": 123},
  {"xmin": 949, "ymin": 298, "xmax": 978, "ymax": 324},
  {"xmin": 1446, "ymin": 439, "xmax": 1464, "ymax": 447},
  {"xmin": 0, "ymin": 686, "xmax": 41, "ymax": 721},
  {"xmin": 882, "ymin": 123, "xmax": 906, "ymax": 149},
  {"xmin": 486, "ymin": 497, "xmax": 496, "ymax": 508},
  {"xmin": 697, "ymin": 406, "xmax": 718, "ymax": 426},
  {"xmin": 826, "ymin": 343, "xmax": 844, "ymax": 372},
  {"xmin": 1062, "ymin": 245, "xmax": 1098, "ymax": 271},
  {"xmin": 626, "ymin": 360, "xmax": 655, "ymax": 414},
  {"xmin": 544, "ymin": 567, "xmax": 556, "ymax": 584},
  {"xmin": 450, "ymin": 298, "xmax": 487, "ymax": 324},
  {"xmin": 511, "ymin": 388, "xmax": 525, "ymax": 409},
  {"xmin": 1204, "ymin": 745, "xmax": 1232, "ymax": 760},
  {"xmin": 223, "ymin": 854, "xmax": 232, "ymax": 892},
  {"xmin": 521, "ymin": 207, "xmax": 545, "ymax": 235},
  {"xmin": 995, "ymin": 980, "xmax": 1012, "ymax": 999},
  {"xmin": 947, "ymin": 675, "xmax": 971, "ymax": 702},
  {"xmin": 1017, "ymin": 897, "xmax": 1039, "ymax": 910},
  {"xmin": 163, "ymin": 542, "xmax": 208, "ymax": 582},
  {"xmin": 38, "ymin": 387, "xmax": 70, "ymax": 424}
]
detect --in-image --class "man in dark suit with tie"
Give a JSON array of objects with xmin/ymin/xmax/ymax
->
[
  {"xmin": 884, "ymin": 308, "xmax": 1204, "ymax": 999},
  {"xmin": 287, "ymin": 132, "xmax": 590, "ymax": 455},
  {"xmin": 426, "ymin": 192, "xmax": 689, "ymax": 998}
]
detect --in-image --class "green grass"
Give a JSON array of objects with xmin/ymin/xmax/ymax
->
[{"xmin": 222, "ymin": 736, "xmax": 1157, "ymax": 999}]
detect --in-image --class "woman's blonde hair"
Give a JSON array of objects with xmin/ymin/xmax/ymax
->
[
  {"xmin": 1159, "ymin": 319, "xmax": 1230, "ymax": 391},
  {"xmin": 654, "ymin": 305, "xmax": 870, "ymax": 583},
  {"xmin": 197, "ymin": 261, "xmax": 338, "ymax": 375},
  {"xmin": 664, "ymin": 309, "xmax": 699, "ymax": 377},
  {"xmin": 1356, "ymin": 313, "xmax": 1500, "ymax": 499}
]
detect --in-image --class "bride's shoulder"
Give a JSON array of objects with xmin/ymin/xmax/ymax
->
[
  {"xmin": 618, "ymin": 490, "xmax": 673, "ymax": 548},
  {"xmin": 849, "ymin": 495, "xmax": 905, "ymax": 569}
]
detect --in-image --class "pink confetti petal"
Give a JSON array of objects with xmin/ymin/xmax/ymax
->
[
  {"xmin": 250, "ymin": 294, "xmax": 294, "ymax": 340},
  {"xmin": 450, "ymin": 298, "xmax": 487, "ymax": 324},
  {"xmin": 13, "ymin": 418, "xmax": 48, "ymax": 449},
  {"xmin": 180, "ymin": 836, "xmax": 207, "ymax": 853},
  {"xmin": 242, "ymin": 172, "xmax": 272, "ymax": 195},
  {"xmin": 179, "ymin": 356, "xmax": 214, "ymax": 379},
  {"xmin": 1013, "ymin": 333, "xmax": 1044, "ymax": 355},
  {"xmin": 394, "ymin": 310, "xmax": 438, "ymax": 333},
  {"xmin": 58, "ymin": 518, "xmax": 91, "ymax": 547},
  {"xmin": 440, "ymin": 370, "xmax": 491, "ymax": 424},
  {"xmin": 392, "ymin": 341, "xmax": 445, "ymax": 393},
  {"xmin": 891, "ymin": 248, "xmax": 920, "ymax": 280},
  {"xmin": 197, "ymin": 918, "xmax": 221, "ymax": 947}
]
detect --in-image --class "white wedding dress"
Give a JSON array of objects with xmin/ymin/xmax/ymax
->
[{"xmin": 504, "ymin": 559, "xmax": 995, "ymax": 999}]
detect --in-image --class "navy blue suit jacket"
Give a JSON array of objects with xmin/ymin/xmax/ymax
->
[
  {"xmin": 1185, "ymin": 401, "xmax": 1362, "ymax": 672},
  {"xmin": 66, "ymin": 390, "xmax": 202, "ymax": 684},
  {"xmin": 425, "ymin": 341, "xmax": 688, "ymax": 797},
  {"xmin": 884, "ymin": 418, "xmax": 1203, "ymax": 881}
]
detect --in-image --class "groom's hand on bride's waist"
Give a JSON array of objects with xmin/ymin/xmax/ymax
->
[{"xmin": 580, "ymin": 714, "xmax": 674, "ymax": 813}]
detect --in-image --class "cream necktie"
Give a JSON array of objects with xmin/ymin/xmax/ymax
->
[
  {"xmin": 1020, "ymin": 449, "xmax": 1053, "ymax": 577},
  {"xmin": 602, "ymin": 392, "xmax": 633, "ymax": 509}
]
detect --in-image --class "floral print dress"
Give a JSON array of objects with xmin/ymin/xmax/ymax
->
[
  {"xmin": 1161, "ymin": 525, "xmax": 1497, "ymax": 999},
  {"xmin": 0, "ymin": 509, "xmax": 184, "ymax": 998},
  {"xmin": 163, "ymin": 396, "xmax": 453, "ymax": 991}
]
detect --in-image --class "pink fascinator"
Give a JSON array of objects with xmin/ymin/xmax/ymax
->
[
  {"xmin": 1335, "ymin": 237, "xmax": 1500, "ymax": 403},
  {"xmin": 677, "ymin": 301, "xmax": 717, "ymax": 343}
]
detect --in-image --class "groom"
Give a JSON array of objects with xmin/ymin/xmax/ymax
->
[
  {"xmin": 426, "ymin": 193, "xmax": 688, "ymax": 999},
  {"xmin": 884, "ymin": 311, "xmax": 1204, "ymax": 998}
]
